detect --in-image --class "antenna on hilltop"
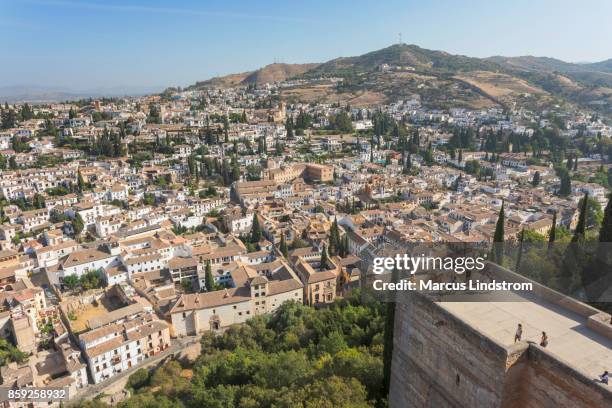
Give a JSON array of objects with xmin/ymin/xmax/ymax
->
[{"xmin": 398, "ymin": 32, "xmax": 402, "ymax": 45}]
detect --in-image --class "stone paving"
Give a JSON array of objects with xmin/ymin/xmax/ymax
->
[{"xmin": 440, "ymin": 295, "xmax": 612, "ymax": 380}]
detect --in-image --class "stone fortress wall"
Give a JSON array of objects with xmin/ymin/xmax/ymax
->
[{"xmin": 388, "ymin": 263, "xmax": 612, "ymax": 408}]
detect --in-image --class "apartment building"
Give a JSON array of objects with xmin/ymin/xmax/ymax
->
[{"xmin": 79, "ymin": 313, "xmax": 170, "ymax": 384}]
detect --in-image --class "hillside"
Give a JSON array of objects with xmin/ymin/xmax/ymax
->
[
  {"xmin": 186, "ymin": 44, "xmax": 612, "ymax": 111},
  {"xmin": 242, "ymin": 63, "xmax": 319, "ymax": 84},
  {"xmin": 487, "ymin": 55, "xmax": 582, "ymax": 72},
  {"xmin": 306, "ymin": 44, "xmax": 502, "ymax": 77},
  {"xmin": 188, "ymin": 63, "xmax": 319, "ymax": 89},
  {"xmin": 584, "ymin": 59, "xmax": 612, "ymax": 73}
]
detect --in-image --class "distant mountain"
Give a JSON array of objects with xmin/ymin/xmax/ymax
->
[
  {"xmin": 188, "ymin": 63, "xmax": 319, "ymax": 89},
  {"xmin": 583, "ymin": 58, "xmax": 612, "ymax": 73},
  {"xmin": 0, "ymin": 85, "xmax": 164, "ymax": 103}
]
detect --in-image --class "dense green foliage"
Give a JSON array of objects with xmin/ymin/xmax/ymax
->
[
  {"xmin": 81, "ymin": 290, "xmax": 387, "ymax": 408},
  {"xmin": 0, "ymin": 338, "xmax": 28, "ymax": 367}
]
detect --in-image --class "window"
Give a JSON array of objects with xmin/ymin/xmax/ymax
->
[{"xmin": 238, "ymin": 312, "xmax": 242, "ymax": 316}]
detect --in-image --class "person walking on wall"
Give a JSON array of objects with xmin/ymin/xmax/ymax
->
[
  {"xmin": 540, "ymin": 331, "xmax": 548, "ymax": 347},
  {"xmin": 514, "ymin": 324, "xmax": 522, "ymax": 343}
]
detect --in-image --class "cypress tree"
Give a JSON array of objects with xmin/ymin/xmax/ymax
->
[
  {"xmin": 492, "ymin": 201, "xmax": 505, "ymax": 264},
  {"xmin": 340, "ymin": 235, "xmax": 349, "ymax": 257},
  {"xmin": 572, "ymin": 193, "xmax": 589, "ymax": 242},
  {"xmin": 204, "ymin": 261, "xmax": 215, "ymax": 292},
  {"xmin": 548, "ymin": 211, "xmax": 557, "ymax": 252},
  {"xmin": 250, "ymin": 212, "xmax": 262, "ymax": 243},
  {"xmin": 329, "ymin": 217, "xmax": 341, "ymax": 256},
  {"xmin": 77, "ymin": 170, "xmax": 85, "ymax": 193},
  {"xmin": 320, "ymin": 244, "xmax": 329, "ymax": 270},
  {"xmin": 559, "ymin": 172, "xmax": 571, "ymax": 196},
  {"xmin": 515, "ymin": 228, "xmax": 524, "ymax": 272},
  {"xmin": 328, "ymin": 232, "xmax": 336, "ymax": 257},
  {"xmin": 598, "ymin": 193, "xmax": 612, "ymax": 243},
  {"xmin": 280, "ymin": 234, "xmax": 288, "ymax": 258}
]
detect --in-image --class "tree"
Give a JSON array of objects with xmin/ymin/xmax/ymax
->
[
  {"xmin": 561, "ymin": 194, "xmax": 591, "ymax": 293},
  {"xmin": 320, "ymin": 245, "xmax": 329, "ymax": 270},
  {"xmin": 329, "ymin": 111, "xmax": 353, "ymax": 133},
  {"xmin": 532, "ymin": 171, "xmax": 541, "ymax": 187},
  {"xmin": 279, "ymin": 234, "xmax": 288, "ymax": 258},
  {"xmin": 62, "ymin": 275, "xmax": 79, "ymax": 291},
  {"xmin": 250, "ymin": 213, "xmax": 262, "ymax": 243},
  {"xmin": 558, "ymin": 169, "xmax": 571, "ymax": 196},
  {"xmin": 328, "ymin": 217, "xmax": 341, "ymax": 256},
  {"xmin": 1, "ymin": 109, "xmax": 17, "ymax": 129},
  {"xmin": 72, "ymin": 214, "xmax": 84, "ymax": 236},
  {"xmin": 548, "ymin": 211, "xmax": 557, "ymax": 251},
  {"xmin": 492, "ymin": 201, "xmax": 505, "ymax": 264},
  {"xmin": 20, "ymin": 103, "xmax": 33, "ymax": 121},
  {"xmin": 577, "ymin": 194, "xmax": 603, "ymax": 229},
  {"xmin": 600, "ymin": 194, "xmax": 612, "ymax": 243},
  {"xmin": 147, "ymin": 103, "xmax": 161, "ymax": 124},
  {"xmin": 0, "ymin": 338, "xmax": 28, "ymax": 367},
  {"xmin": 204, "ymin": 261, "xmax": 215, "ymax": 292},
  {"xmin": 32, "ymin": 193, "xmax": 45, "ymax": 209},
  {"xmin": 515, "ymin": 229, "xmax": 525, "ymax": 271},
  {"xmin": 339, "ymin": 235, "xmax": 349, "ymax": 258},
  {"xmin": 572, "ymin": 193, "xmax": 589, "ymax": 242},
  {"xmin": 126, "ymin": 368, "xmax": 150, "ymax": 391}
]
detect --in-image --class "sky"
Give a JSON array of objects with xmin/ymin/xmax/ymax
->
[{"xmin": 1, "ymin": 0, "xmax": 611, "ymax": 91}]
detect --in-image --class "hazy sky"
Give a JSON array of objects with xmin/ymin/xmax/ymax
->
[{"xmin": 1, "ymin": 0, "xmax": 611, "ymax": 90}]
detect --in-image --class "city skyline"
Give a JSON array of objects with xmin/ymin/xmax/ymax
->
[{"xmin": 1, "ymin": 0, "xmax": 611, "ymax": 90}]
